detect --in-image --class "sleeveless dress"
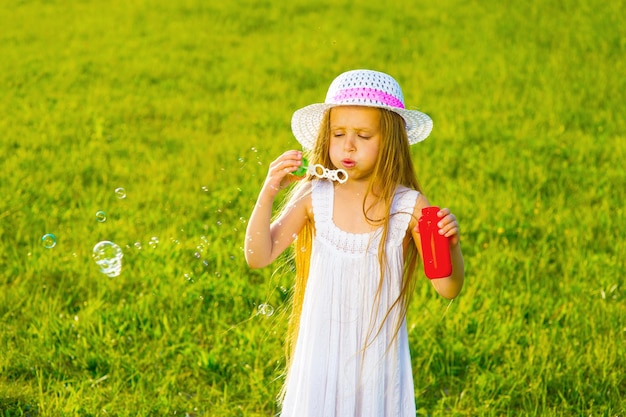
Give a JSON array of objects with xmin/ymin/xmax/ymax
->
[{"xmin": 280, "ymin": 179, "xmax": 419, "ymax": 417}]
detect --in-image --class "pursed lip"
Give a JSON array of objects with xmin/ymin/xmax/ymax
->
[{"xmin": 341, "ymin": 158, "xmax": 356, "ymax": 169}]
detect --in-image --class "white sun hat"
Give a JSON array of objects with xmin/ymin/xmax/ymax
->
[{"xmin": 291, "ymin": 69, "xmax": 433, "ymax": 150}]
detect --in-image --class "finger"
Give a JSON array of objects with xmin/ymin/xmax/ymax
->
[
  {"xmin": 438, "ymin": 220, "xmax": 459, "ymax": 236},
  {"xmin": 442, "ymin": 226, "xmax": 459, "ymax": 237},
  {"xmin": 270, "ymin": 150, "xmax": 302, "ymax": 166},
  {"xmin": 279, "ymin": 150, "xmax": 303, "ymax": 165},
  {"xmin": 282, "ymin": 149, "xmax": 302, "ymax": 157},
  {"xmin": 280, "ymin": 173, "xmax": 306, "ymax": 188},
  {"xmin": 436, "ymin": 214, "xmax": 455, "ymax": 229},
  {"xmin": 270, "ymin": 159, "xmax": 302, "ymax": 175},
  {"xmin": 437, "ymin": 207, "xmax": 451, "ymax": 218}
]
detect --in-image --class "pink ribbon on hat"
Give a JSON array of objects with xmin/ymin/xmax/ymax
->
[{"xmin": 331, "ymin": 87, "xmax": 405, "ymax": 109}]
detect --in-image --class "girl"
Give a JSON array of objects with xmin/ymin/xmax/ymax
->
[{"xmin": 245, "ymin": 69, "xmax": 464, "ymax": 417}]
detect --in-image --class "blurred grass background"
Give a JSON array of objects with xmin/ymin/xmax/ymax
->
[{"xmin": 0, "ymin": 0, "xmax": 624, "ymax": 415}]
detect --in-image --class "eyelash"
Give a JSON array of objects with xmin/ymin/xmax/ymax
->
[{"xmin": 332, "ymin": 133, "xmax": 370, "ymax": 139}]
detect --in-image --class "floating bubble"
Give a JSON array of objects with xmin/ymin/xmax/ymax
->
[
  {"xmin": 148, "ymin": 236, "xmax": 159, "ymax": 249},
  {"xmin": 115, "ymin": 187, "xmax": 126, "ymax": 199},
  {"xmin": 96, "ymin": 211, "xmax": 107, "ymax": 222},
  {"xmin": 92, "ymin": 241, "xmax": 123, "ymax": 277},
  {"xmin": 257, "ymin": 303, "xmax": 274, "ymax": 317},
  {"xmin": 41, "ymin": 233, "xmax": 57, "ymax": 249}
]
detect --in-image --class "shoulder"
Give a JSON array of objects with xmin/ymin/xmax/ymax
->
[
  {"xmin": 393, "ymin": 185, "xmax": 427, "ymax": 208},
  {"xmin": 286, "ymin": 179, "xmax": 315, "ymax": 219},
  {"xmin": 390, "ymin": 185, "xmax": 429, "ymax": 227},
  {"xmin": 394, "ymin": 185, "xmax": 419, "ymax": 200},
  {"xmin": 407, "ymin": 190, "xmax": 431, "ymax": 230},
  {"xmin": 288, "ymin": 179, "xmax": 313, "ymax": 205}
]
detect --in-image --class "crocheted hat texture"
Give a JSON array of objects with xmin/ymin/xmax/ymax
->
[{"xmin": 291, "ymin": 69, "xmax": 433, "ymax": 150}]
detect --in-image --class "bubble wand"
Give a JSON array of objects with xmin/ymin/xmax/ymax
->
[{"xmin": 293, "ymin": 157, "xmax": 348, "ymax": 184}]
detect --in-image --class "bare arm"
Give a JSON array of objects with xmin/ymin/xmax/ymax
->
[
  {"xmin": 410, "ymin": 197, "xmax": 465, "ymax": 299},
  {"xmin": 244, "ymin": 150, "xmax": 310, "ymax": 269}
]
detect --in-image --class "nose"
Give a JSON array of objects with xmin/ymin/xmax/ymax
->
[{"xmin": 344, "ymin": 133, "xmax": 356, "ymax": 152}]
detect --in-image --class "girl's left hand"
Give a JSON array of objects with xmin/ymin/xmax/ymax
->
[{"xmin": 432, "ymin": 207, "xmax": 460, "ymax": 247}]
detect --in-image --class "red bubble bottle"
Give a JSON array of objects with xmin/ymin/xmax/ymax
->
[{"xmin": 418, "ymin": 206, "xmax": 452, "ymax": 279}]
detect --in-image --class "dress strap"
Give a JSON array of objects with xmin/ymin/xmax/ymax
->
[
  {"xmin": 310, "ymin": 179, "xmax": 333, "ymax": 224},
  {"xmin": 388, "ymin": 186, "xmax": 419, "ymax": 245}
]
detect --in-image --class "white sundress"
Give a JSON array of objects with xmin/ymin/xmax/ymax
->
[{"xmin": 280, "ymin": 179, "xmax": 419, "ymax": 417}]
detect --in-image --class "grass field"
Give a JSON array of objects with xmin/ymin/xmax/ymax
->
[{"xmin": 1, "ymin": 0, "xmax": 625, "ymax": 415}]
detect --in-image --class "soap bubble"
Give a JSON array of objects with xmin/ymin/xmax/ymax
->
[
  {"xmin": 115, "ymin": 188, "xmax": 126, "ymax": 199},
  {"xmin": 92, "ymin": 241, "xmax": 123, "ymax": 277},
  {"xmin": 148, "ymin": 236, "xmax": 159, "ymax": 249},
  {"xmin": 96, "ymin": 211, "xmax": 107, "ymax": 222},
  {"xmin": 41, "ymin": 234, "xmax": 57, "ymax": 248},
  {"xmin": 257, "ymin": 303, "xmax": 274, "ymax": 317}
]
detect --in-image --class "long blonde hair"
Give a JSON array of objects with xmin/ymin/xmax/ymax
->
[{"xmin": 282, "ymin": 106, "xmax": 422, "ymax": 381}]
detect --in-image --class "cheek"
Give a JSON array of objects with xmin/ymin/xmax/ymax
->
[
  {"xmin": 328, "ymin": 140, "xmax": 341, "ymax": 155},
  {"xmin": 327, "ymin": 143, "xmax": 344, "ymax": 167},
  {"xmin": 365, "ymin": 142, "xmax": 381, "ymax": 158}
]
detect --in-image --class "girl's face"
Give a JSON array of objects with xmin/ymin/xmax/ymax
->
[{"xmin": 328, "ymin": 106, "xmax": 381, "ymax": 182}]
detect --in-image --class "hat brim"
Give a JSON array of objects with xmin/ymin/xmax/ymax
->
[{"xmin": 291, "ymin": 103, "xmax": 433, "ymax": 150}]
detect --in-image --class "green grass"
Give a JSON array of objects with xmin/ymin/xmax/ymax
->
[{"xmin": 1, "ymin": 0, "xmax": 624, "ymax": 415}]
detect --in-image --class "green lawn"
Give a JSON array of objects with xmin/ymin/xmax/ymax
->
[{"xmin": 1, "ymin": 0, "xmax": 624, "ymax": 415}]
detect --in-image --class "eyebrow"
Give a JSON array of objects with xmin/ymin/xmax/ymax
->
[{"xmin": 330, "ymin": 125, "xmax": 377, "ymax": 132}]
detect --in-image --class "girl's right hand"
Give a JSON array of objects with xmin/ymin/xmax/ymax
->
[{"xmin": 262, "ymin": 150, "xmax": 305, "ymax": 197}]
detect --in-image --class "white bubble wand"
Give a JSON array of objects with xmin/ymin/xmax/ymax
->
[{"xmin": 292, "ymin": 157, "xmax": 348, "ymax": 184}]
